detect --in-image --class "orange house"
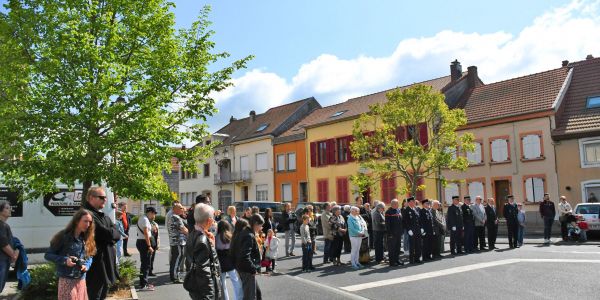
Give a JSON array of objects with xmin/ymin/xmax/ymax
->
[{"xmin": 273, "ymin": 125, "xmax": 311, "ymax": 207}]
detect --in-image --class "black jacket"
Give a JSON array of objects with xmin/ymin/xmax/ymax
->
[
  {"xmin": 384, "ymin": 207, "xmax": 402, "ymax": 236},
  {"xmin": 262, "ymin": 218, "xmax": 274, "ymax": 235},
  {"xmin": 230, "ymin": 227, "xmax": 260, "ymax": 274},
  {"xmin": 186, "ymin": 229, "xmax": 220, "ymax": 298},
  {"xmin": 504, "ymin": 203, "xmax": 519, "ymax": 224},
  {"xmin": 419, "ymin": 208, "xmax": 434, "ymax": 236},
  {"xmin": 402, "ymin": 207, "xmax": 421, "ymax": 236},
  {"xmin": 461, "ymin": 204, "xmax": 475, "ymax": 226},
  {"xmin": 83, "ymin": 202, "xmax": 121, "ymax": 286},
  {"xmin": 485, "ymin": 205, "xmax": 498, "ymax": 227},
  {"xmin": 446, "ymin": 204, "xmax": 463, "ymax": 229},
  {"xmin": 360, "ymin": 207, "xmax": 373, "ymax": 230},
  {"xmin": 282, "ymin": 211, "xmax": 296, "ymax": 231},
  {"xmin": 187, "ymin": 208, "xmax": 195, "ymax": 232}
]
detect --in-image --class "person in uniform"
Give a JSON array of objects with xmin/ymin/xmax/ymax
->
[
  {"xmin": 402, "ymin": 197, "xmax": 422, "ymax": 264},
  {"xmin": 384, "ymin": 199, "xmax": 404, "ymax": 266},
  {"xmin": 485, "ymin": 198, "xmax": 499, "ymax": 249},
  {"xmin": 461, "ymin": 196, "xmax": 475, "ymax": 253},
  {"xmin": 419, "ymin": 199, "xmax": 434, "ymax": 261},
  {"xmin": 504, "ymin": 195, "xmax": 519, "ymax": 248},
  {"xmin": 446, "ymin": 196, "xmax": 463, "ymax": 255},
  {"xmin": 431, "ymin": 200, "xmax": 446, "ymax": 259}
]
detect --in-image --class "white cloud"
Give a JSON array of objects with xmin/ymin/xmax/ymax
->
[{"xmin": 206, "ymin": 0, "xmax": 600, "ymax": 134}]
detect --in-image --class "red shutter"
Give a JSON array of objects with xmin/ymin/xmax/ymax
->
[
  {"xmin": 419, "ymin": 123, "xmax": 428, "ymax": 148},
  {"xmin": 395, "ymin": 126, "xmax": 406, "ymax": 142},
  {"xmin": 320, "ymin": 180, "xmax": 329, "ymax": 202},
  {"xmin": 326, "ymin": 139, "xmax": 336, "ymax": 165},
  {"xmin": 310, "ymin": 142, "xmax": 317, "ymax": 167}
]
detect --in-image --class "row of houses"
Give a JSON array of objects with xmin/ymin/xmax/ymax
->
[{"xmin": 177, "ymin": 56, "xmax": 600, "ymax": 222}]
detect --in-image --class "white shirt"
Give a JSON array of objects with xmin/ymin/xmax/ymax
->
[
  {"xmin": 558, "ymin": 201, "xmax": 573, "ymax": 216},
  {"xmin": 137, "ymin": 216, "xmax": 151, "ymax": 240}
]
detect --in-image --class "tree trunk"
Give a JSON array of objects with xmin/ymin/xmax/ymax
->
[{"xmin": 81, "ymin": 180, "xmax": 92, "ymax": 207}]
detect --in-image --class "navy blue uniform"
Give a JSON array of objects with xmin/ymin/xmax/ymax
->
[
  {"xmin": 419, "ymin": 208, "xmax": 434, "ymax": 261},
  {"xmin": 385, "ymin": 207, "xmax": 403, "ymax": 266},
  {"xmin": 402, "ymin": 207, "xmax": 422, "ymax": 263},
  {"xmin": 462, "ymin": 204, "xmax": 475, "ymax": 253},
  {"xmin": 504, "ymin": 203, "xmax": 519, "ymax": 248},
  {"xmin": 446, "ymin": 204, "xmax": 463, "ymax": 254}
]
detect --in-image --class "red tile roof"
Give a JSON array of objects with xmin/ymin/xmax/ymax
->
[{"xmin": 463, "ymin": 67, "xmax": 570, "ymax": 124}]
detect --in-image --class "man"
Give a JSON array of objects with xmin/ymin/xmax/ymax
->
[
  {"xmin": 321, "ymin": 202, "xmax": 334, "ymax": 264},
  {"xmin": 431, "ymin": 200, "xmax": 446, "ymax": 258},
  {"xmin": 360, "ymin": 201, "xmax": 373, "ymax": 249},
  {"xmin": 589, "ymin": 192, "xmax": 598, "ymax": 203},
  {"xmin": 282, "ymin": 203, "xmax": 297, "ymax": 256},
  {"xmin": 446, "ymin": 196, "xmax": 463, "ymax": 255},
  {"xmin": 504, "ymin": 195, "xmax": 519, "ymax": 248},
  {"xmin": 342, "ymin": 205, "xmax": 352, "ymax": 253},
  {"xmin": 557, "ymin": 196, "xmax": 572, "ymax": 241},
  {"xmin": 485, "ymin": 198, "xmax": 499, "ymax": 249},
  {"xmin": 419, "ymin": 199, "xmax": 434, "ymax": 261},
  {"xmin": 472, "ymin": 196, "xmax": 487, "ymax": 250},
  {"xmin": 188, "ymin": 194, "xmax": 210, "ymax": 231},
  {"xmin": 83, "ymin": 187, "xmax": 121, "ymax": 300},
  {"xmin": 539, "ymin": 193, "xmax": 556, "ymax": 245},
  {"xmin": 385, "ymin": 199, "xmax": 403, "ymax": 266},
  {"xmin": 461, "ymin": 196, "xmax": 475, "ymax": 253},
  {"xmin": 168, "ymin": 204, "xmax": 188, "ymax": 283},
  {"xmin": 137, "ymin": 207, "xmax": 157, "ymax": 291},
  {"xmin": 402, "ymin": 197, "xmax": 422, "ymax": 264},
  {"xmin": 371, "ymin": 202, "xmax": 386, "ymax": 264},
  {"xmin": 117, "ymin": 202, "xmax": 133, "ymax": 257}
]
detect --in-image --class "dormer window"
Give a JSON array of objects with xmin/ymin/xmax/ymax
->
[
  {"xmin": 256, "ymin": 124, "xmax": 269, "ymax": 132},
  {"xmin": 587, "ymin": 96, "xmax": 600, "ymax": 109},
  {"xmin": 330, "ymin": 110, "xmax": 347, "ymax": 118}
]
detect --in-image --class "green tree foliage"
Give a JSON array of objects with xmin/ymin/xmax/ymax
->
[
  {"xmin": 350, "ymin": 84, "xmax": 474, "ymax": 198},
  {"xmin": 0, "ymin": 1, "xmax": 251, "ymax": 202}
]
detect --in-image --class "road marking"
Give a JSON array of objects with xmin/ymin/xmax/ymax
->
[
  {"xmin": 340, "ymin": 259, "xmax": 600, "ymax": 292},
  {"xmin": 284, "ymin": 274, "xmax": 370, "ymax": 300}
]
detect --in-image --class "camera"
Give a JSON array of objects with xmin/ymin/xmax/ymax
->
[
  {"xmin": 70, "ymin": 257, "xmax": 85, "ymax": 278},
  {"xmin": 71, "ymin": 257, "xmax": 84, "ymax": 267}
]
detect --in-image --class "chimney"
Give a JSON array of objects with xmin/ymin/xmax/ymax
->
[
  {"xmin": 229, "ymin": 116, "xmax": 236, "ymax": 123},
  {"xmin": 562, "ymin": 60, "xmax": 569, "ymax": 67},
  {"xmin": 450, "ymin": 59, "xmax": 462, "ymax": 82},
  {"xmin": 249, "ymin": 110, "xmax": 256, "ymax": 123},
  {"xmin": 586, "ymin": 54, "xmax": 594, "ymax": 60},
  {"xmin": 181, "ymin": 144, "xmax": 186, "ymax": 150},
  {"xmin": 467, "ymin": 66, "xmax": 479, "ymax": 88}
]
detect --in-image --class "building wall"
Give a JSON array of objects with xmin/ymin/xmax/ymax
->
[
  {"xmin": 555, "ymin": 137, "xmax": 600, "ymax": 204},
  {"xmin": 306, "ymin": 119, "xmax": 437, "ymax": 205},
  {"xmin": 233, "ymin": 138, "xmax": 275, "ymax": 202},
  {"xmin": 274, "ymin": 139, "xmax": 307, "ymax": 207}
]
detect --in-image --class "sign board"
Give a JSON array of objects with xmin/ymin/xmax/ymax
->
[
  {"xmin": 0, "ymin": 188, "xmax": 23, "ymax": 217},
  {"xmin": 43, "ymin": 189, "xmax": 83, "ymax": 216}
]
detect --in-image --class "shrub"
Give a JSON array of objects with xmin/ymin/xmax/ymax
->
[
  {"xmin": 21, "ymin": 263, "xmax": 57, "ymax": 300},
  {"xmin": 131, "ymin": 215, "xmax": 139, "ymax": 225},
  {"xmin": 111, "ymin": 258, "xmax": 138, "ymax": 291}
]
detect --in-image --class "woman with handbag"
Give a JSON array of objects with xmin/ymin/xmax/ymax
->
[
  {"xmin": 329, "ymin": 206, "xmax": 346, "ymax": 266},
  {"xmin": 184, "ymin": 203, "xmax": 224, "ymax": 300}
]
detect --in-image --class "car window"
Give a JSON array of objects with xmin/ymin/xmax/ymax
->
[{"xmin": 576, "ymin": 205, "xmax": 600, "ymax": 215}]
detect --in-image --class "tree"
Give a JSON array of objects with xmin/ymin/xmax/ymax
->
[
  {"xmin": 0, "ymin": 1, "xmax": 252, "ymax": 203},
  {"xmin": 350, "ymin": 84, "xmax": 474, "ymax": 198}
]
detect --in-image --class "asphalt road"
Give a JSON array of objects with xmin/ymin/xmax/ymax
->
[{"xmin": 133, "ymin": 227, "xmax": 600, "ymax": 300}]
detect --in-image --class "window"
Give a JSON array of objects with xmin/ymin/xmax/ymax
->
[
  {"xmin": 444, "ymin": 183, "xmax": 459, "ymax": 205},
  {"xmin": 317, "ymin": 179, "xmax": 328, "ymax": 202},
  {"xmin": 580, "ymin": 138, "xmax": 600, "ymax": 167},
  {"xmin": 587, "ymin": 96, "xmax": 600, "ymax": 109},
  {"xmin": 191, "ymin": 192, "xmax": 197, "ymax": 204},
  {"xmin": 277, "ymin": 154, "xmax": 285, "ymax": 172},
  {"xmin": 256, "ymin": 153, "xmax": 268, "ymax": 171},
  {"xmin": 582, "ymin": 181, "xmax": 600, "ymax": 203},
  {"xmin": 180, "ymin": 193, "xmax": 186, "ymax": 204},
  {"xmin": 381, "ymin": 175, "xmax": 397, "ymax": 203},
  {"xmin": 330, "ymin": 110, "xmax": 347, "ymax": 118},
  {"xmin": 521, "ymin": 133, "xmax": 542, "ymax": 160},
  {"xmin": 491, "ymin": 138, "xmax": 510, "ymax": 162},
  {"xmin": 336, "ymin": 177, "xmax": 349, "ymax": 203},
  {"xmin": 240, "ymin": 156, "xmax": 249, "ymax": 172},
  {"xmin": 524, "ymin": 176, "xmax": 545, "ymax": 202},
  {"xmin": 311, "ymin": 139, "xmax": 335, "ymax": 167},
  {"xmin": 337, "ymin": 136, "xmax": 351, "ymax": 163},
  {"xmin": 180, "ymin": 167, "xmax": 186, "ymax": 180},
  {"xmin": 281, "ymin": 184, "xmax": 292, "ymax": 202},
  {"xmin": 467, "ymin": 180, "xmax": 485, "ymax": 200},
  {"xmin": 467, "ymin": 141, "xmax": 483, "ymax": 165},
  {"xmin": 203, "ymin": 164, "xmax": 210, "ymax": 177},
  {"xmin": 256, "ymin": 124, "xmax": 269, "ymax": 132},
  {"xmin": 446, "ymin": 147, "xmax": 458, "ymax": 160},
  {"xmin": 299, "ymin": 182, "xmax": 308, "ymax": 202},
  {"xmin": 287, "ymin": 153, "xmax": 296, "ymax": 170},
  {"xmin": 318, "ymin": 141, "xmax": 328, "ymax": 166},
  {"xmin": 192, "ymin": 172, "xmax": 198, "ymax": 179},
  {"xmin": 256, "ymin": 185, "xmax": 268, "ymax": 201}
]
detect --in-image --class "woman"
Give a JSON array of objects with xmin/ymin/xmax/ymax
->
[
  {"xmin": 224, "ymin": 206, "xmax": 238, "ymax": 227},
  {"xmin": 216, "ymin": 221, "xmax": 242, "ymax": 300},
  {"xmin": 0, "ymin": 201, "xmax": 18, "ymax": 294},
  {"xmin": 304, "ymin": 205, "xmax": 317, "ymax": 255},
  {"xmin": 45, "ymin": 209, "xmax": 96, "ymax": 299},
  {"xmin": 185, "ymin": 203, "xmax": 223, "ymax": 300},
  {"xmin": 114, "ymin": 210, "xmax": 128, "ymax": 264},
  {"xmin": 347, "ymin": 206, "xmax": 368, "ymax": 270},
  {"xmin": 329, "ymin": 206, "xmax": 346, "ymax": 266},
  {"xmin": 262, "ymin": 208, "xmax": 274, "ymax": 235},
  {"xmin": 231, "ymin": 215, "xmax": 263, "ymax": 300}
]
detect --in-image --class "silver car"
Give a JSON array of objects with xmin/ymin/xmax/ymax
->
[{"xmin": 575, "ymin": 203, "xmax": 600, "ymax": 232}]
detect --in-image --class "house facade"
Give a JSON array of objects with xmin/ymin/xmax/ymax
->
[{"xmin": 273, "ymin": 125, "xmax": 311, "ymax": 207}]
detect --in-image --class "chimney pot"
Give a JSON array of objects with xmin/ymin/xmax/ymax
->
[
  {"xmin": 181, "ymin": 144, "xmax": 186, "ymax": 150},
  {"xmin": 450, "ymin": 59, "xmax": 463, "ymax": 82},
  {"xmin": 230, "ymin": 116, "xmax": 236, "ymax": 123},
  {"xmin": 586, "ymin": 54, "xmax": 594, "ymax": 60},
  {"xmin": 249, "ymin": 110, "xmax": 256, "ymax": 123},
  {"xmin": 562, "ymin": 60, "xmax": 569, "ymax": 67},
  {"xmin": 467, "ymin": 66, "xmax": 479, "ymax": 88}
]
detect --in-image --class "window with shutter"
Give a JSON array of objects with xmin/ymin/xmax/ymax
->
[
  {"xmin": 444, "ymin": 183, "xmax": 459, "ymax": 205},
  {"xmin": 317, "ymin": 179, "xmax": 328, "ymax": 202},
  {"xmin": 381, "ymin": 175, "xmax": 396, "ymax": 203},
  {"xmin": 522, "ymin": 134, "xmax": 541, "ymax": 159},
  {"xmin": 581, "ymin": 139, "xmax": 600, "ymax": 167},
  {"xmin": 310, "ymin": 142, "xmax": 317, "ymax": 167},
  {"xmin": 326, "ymin": 139, "xmax": 336, "ymax": 165},
  {"xmin": 395, "ymin": 126, "xmax": 406, "ymax": 143},
  {"xmin": 467, "ymin": 142, "xmax": 482, "ymax": 164},
  {"xmin": 524, "ymin": 176, "xmax": 545, "ymax": 202},
  {"xmin": 317, "ymin": 141, "xmax": 328, "ymax": 166},
  {"xmin": 491, "ymin": 139, "xmax": 509, "ymax": 162},
  {"xmin": 337, "ymin": 177, "xmax": 349, "ymax": 203},
  {"xmin": 419, "ymin": 123, "xmax": 429, "ymax": 148},
  {"xmin": 347, "ymin": 136, "xmax": 356, "ymax": 162},
  {"xmin": 337, "ymin": 137, "xmax": 350, "ymax": 163}
]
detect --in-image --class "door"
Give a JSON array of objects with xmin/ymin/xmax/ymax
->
[
  {"xmin": 219, "ymin": 159, "xmax": 231, "ymax": 182},
  {"xmin": 299, "ymin": 182, "xmax": 308, "ymax": 203},
  {"xmin": 362, "ymin": 188, "xmax": 371, "ymax": 205},
  {"xmin": 242, "ymin": 186, "xmax": 249, "ymax": 201},
  {"xmin": 494, "ymin": 180, "xmax": 511, "ymax": 218}
]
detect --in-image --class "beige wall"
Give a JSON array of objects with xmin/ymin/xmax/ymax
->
[
  {"xmin": 232, "ymin": 138, "xmax": 275, "ymax": 202},
  {"xmin": 555, "ymin": 137, "xmax": 600, "ymax": 204}
]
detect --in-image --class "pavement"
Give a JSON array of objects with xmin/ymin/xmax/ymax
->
[{"xmin": 3, "ymin": 228, "xmax": 600, "ymax": 299}]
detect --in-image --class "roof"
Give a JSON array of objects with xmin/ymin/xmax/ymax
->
[
  {"xmin": 553, "ymin": 57, "xmax": 600, "ymax": 139},
  {"xmin": 169, "ymin": 156, "xmax": 179, "ymax": 172},
  {"xmin": 463, "ymin": 67, "xmax": 570, "ymax": 124}
]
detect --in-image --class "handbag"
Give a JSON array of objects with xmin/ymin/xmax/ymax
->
[{"xmin": 183, "ymin": 232, "xmax": 223, "ymax": 299}]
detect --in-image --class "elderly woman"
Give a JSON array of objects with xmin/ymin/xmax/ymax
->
[
  {"xmin": 185, "ymin": 203, "xmax": 223, "ymax": 300},
  {"xmin": 329, "ymin": 206, "xmax": 347, "ymax": 266},
  {"xmin": 347, "ymin": 206, "xmax": 368, "ymax": 270}
]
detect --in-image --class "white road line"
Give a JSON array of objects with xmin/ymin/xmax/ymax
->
[
  {"xmin": 284, "ymin": 274, "xmax": 370, "ymax": 300},
  {"xmin": 340, "ymin": 259, "xmax": 600, "ymax": 292}
]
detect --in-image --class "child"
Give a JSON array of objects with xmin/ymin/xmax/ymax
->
[
  {"xmin": 265, "ymin": 229, "xmax": 279, "ymax": 273},
  {"xmin": 300, "ymin": 215, "xmax": 314, "ymax": 272}
]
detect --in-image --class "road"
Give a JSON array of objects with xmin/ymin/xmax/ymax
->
[{"xmin": 133, "ymin": 227, "xmax": 600, "ymax": 300}]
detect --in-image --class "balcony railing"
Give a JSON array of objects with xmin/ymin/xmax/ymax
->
[{"xmin": 214, "ymin": 171, "xmax": 252, "ymax": 185}]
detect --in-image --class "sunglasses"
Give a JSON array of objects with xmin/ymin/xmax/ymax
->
[{"xmin": 94, "ymin": 195, "xmax": 108, "ymax": 200}]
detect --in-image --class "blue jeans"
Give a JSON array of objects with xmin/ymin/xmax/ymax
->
[
  {"xmin": 543, "ymin": 217, "xmax": 554, "ymax": 240},
  {"xmin": 517, "ymin": 226, "xmax": 525, "ymax": 246},
  {"xmin": 220, "ymin": 269, "xmax": 243, "ymax": 300},
  {"xmin": 302, "ymin": 244, "xmax": 313, "ymax": 270},
  {"xmin": 323, "ymin": 239, "xmax": 332, "ymax": 263},
  {"xmin": 0, "ymin": 259, "xmax": 8, "ymax": 293}
]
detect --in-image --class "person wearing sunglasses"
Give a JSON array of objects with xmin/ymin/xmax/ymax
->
[{"xmin": 83, "ymin": 187, "xmax": 121, "ymax": 300}]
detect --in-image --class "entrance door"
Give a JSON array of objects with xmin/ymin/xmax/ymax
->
[
  {"xmin": 299, "ymin": 182, "xmax": 308, "ymax": 203},
  {"xmin": 494, "ymin": 180, "xmax": 511, "ymax": 218},
  {"xmin": 242, "ymin": 186, "xmax": 249, "ymax": 201}
]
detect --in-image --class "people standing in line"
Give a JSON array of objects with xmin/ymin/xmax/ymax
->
[
  {"xmin": 385, "ymin": 199, "xmax": 404, "ymax": 267},
  {"xmin": 461, "ymin": 196, "xmax": 475, "ymax": 253},
  {"xmin": 231, "ymin": 217, "xmax": 262, "ymax": 300},
  {"xmin": 168, "ymin": 204, "xmax": 189, "ymax": 283},
  {"xmin": 148, "ymin": 216, "xmax": 159, "ymax": 277},
  {"xmin": 329, "ymin": 206, "xmax": 347, "ymax": 266},
  {"xmin": 282, "ymin": 203, "xmax": 297, "ymax": 257},
  {"xmin": 224, "ymin": 206, "xmax": 238, "ymax": 227},
  {"xmin": 446, "ymin": 196, "xmax": 464, "ymax": 255},
  {"xmin": 539, "ymin": 193, "xmax": 556, "ymax": 245},
  {"xmin": 261, "ymin": 208, "xmax": 274, "ymax": 235},
  {"xmin": 403, "ymin": 197, "xmax": 422, "ymax": 264},
  {"xmin": 517, "ymin": 203, "xmax": 526, "ymax": 247},
  {"xmin": 82, "ymin": 187, "xmax": 121, "ymax": 300},
  {"xmin": 558, "ymin": 196, "xmax": 573, "ymax": 241},
  {"xmin": 300, "ymin": 215, "xmax": 314, "ymax": 272},
  {"xmin": 347, "ymin": 206, "xmax": 368, "ymax": 270},
  {"xmin": 117, "ymin": 202, "xmax": 133, "ymax": 257},
  {"xmin": 485, "ymin": 198, "xmax": 499, "ymax": 250},
  {"xmin": 321, "ymin": 203, "xmax": 334, "ymax": 264},
  {"xmin": 216, "ymin": 220, "xmax": 243, "ymax": 300},
  {"xmin": 45, "ymin": 209, "xmax": 96, "ymax": 300},
  {"xmin": 371, "ymin": 202, "xmax": 386, "ymax": 264},
  {"xmin": 431, "ymin": 200, "xmax": 446, "ymax": 258},
  {"xmin": 136, "ymin": 207, "xmax": 157, "ymax": 291},
  {"xmin": 342, "ymin": 205, "xmax": 352, "ymax": 253},
  {"xmin": 114, "ymin": 210, "xmax": 128, "ymax": 264},
  {"xmin": 419, "ymin": 199, "xmax": 434, "ymax": 262},
  {"xmin": 401, "ymin": 199, "xmax": 410, "ymax": 254},
  {"xmin": 504, "ymin": 195, "xmax": 520, "ymax": 249},
  {"xmin": 360, "ymin": 201, "xmax": 373, "ymax": 249},
  {"xmin": 264, "ymin": 229, "xmax": 279, "ymax": 273},
  {"xmin": 472, "ymin": 196, "xmax": 487, "ymax": 251}
]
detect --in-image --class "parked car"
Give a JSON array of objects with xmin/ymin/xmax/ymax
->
[
  {"xmin": 575, "ymin": 203, "xmax": 600, "ymax": 233},
  {"xmin": 233, "ymin": 201, "xmax": 286, "ymax": 227},
  {"xmin": 294, "ymin": 202, "xmax": 330, "ymax": 235}
]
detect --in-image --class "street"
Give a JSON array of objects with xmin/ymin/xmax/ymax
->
[{"xmin": 133, "ymin": 227, "xmax": 599, "ymax": 300}]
